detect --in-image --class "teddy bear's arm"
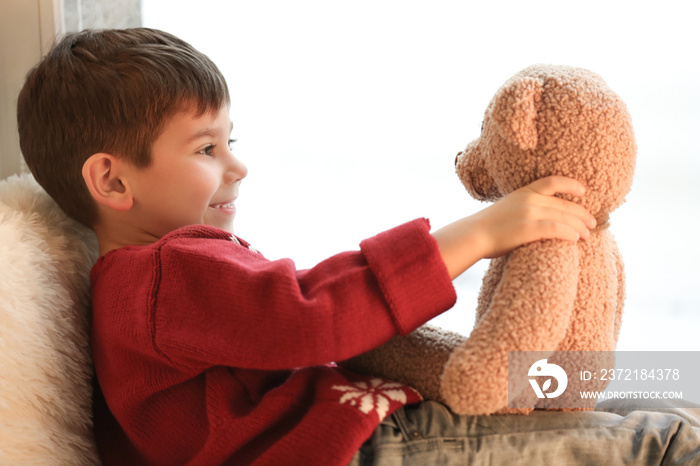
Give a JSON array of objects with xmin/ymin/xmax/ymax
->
[
  {"xmin": 339, "ymin": 324, "xmax": 466, "ymax": 402},
  {"xmin": 440, "ymin": 239, "xmax": 580, "ymax": 415}
]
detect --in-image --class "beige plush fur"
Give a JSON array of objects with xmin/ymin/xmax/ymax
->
[
  {"xmin": 0, "ymin": 174, "xmax": 100, "ymax": 464},
  {"xmin": 344, "ymin": 65, "xmax": 636, "ymax": 416}
]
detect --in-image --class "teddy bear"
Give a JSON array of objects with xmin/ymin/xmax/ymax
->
[{"xmin": 341, "ymin": 64, "xmax": 637, "ymax": 415}]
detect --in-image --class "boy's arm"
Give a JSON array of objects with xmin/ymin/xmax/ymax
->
[
  {"xmin": 152, "ymin": 218, "xmax": 456, "ymax": 371},
  {"xmin": 341, "ymin": 176, "xmax": 595, "ymax": 397},
  {"xmin": 151, "ymin": 176, "xmax": 592, "ymax": 373}
]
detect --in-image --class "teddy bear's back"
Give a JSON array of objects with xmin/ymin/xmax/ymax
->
[
  {"xmin": 561, "ymin": 227, "xmax": 624, "ymax": 352},
  {"xmin": 475, "ymin": 226, "xmax": 624, "ymax": 346}
]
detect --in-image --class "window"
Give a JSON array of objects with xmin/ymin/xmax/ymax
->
[{"xmin": 143, "ymin": 1, "xmax": 700, "ymax": 350}]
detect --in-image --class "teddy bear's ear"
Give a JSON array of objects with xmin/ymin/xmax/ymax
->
[{"xmin": 490, "ymin": 76, "xmax": 543, "ymax": 151}]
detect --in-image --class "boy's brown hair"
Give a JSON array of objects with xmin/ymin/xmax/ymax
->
[{"xmin": 17, "ymin": 28, "xmax": 230, "ymax": 228}]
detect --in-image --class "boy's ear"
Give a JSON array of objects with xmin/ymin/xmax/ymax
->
[{"xmin": 82, "ymin": 153, "xmax": 134, "ymax": 211}]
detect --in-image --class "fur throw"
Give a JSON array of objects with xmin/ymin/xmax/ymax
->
[{"xmin": 0, "ymin": 174, "xmax": 100, "ymax": 465}]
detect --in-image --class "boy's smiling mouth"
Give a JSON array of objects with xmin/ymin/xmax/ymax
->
[
  {"xmin": 210, "ymin": 199, "xmax": 236, "ymax": 209},
  {"xmin": 205, "ymin": 197, "xmax": 238, "ymax": 232}
]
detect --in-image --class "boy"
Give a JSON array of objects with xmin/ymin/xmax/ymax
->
[{"xmin": 17, "ymin": 28, "xmax": 700, "ymax": 465}]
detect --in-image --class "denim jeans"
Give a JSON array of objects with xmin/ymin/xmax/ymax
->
[{"xmin": 348, "ymin": 400, "xmax": 700, "ymax": 465}]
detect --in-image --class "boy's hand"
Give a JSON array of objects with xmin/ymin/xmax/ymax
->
[
  {"xmin": 433, "ymin": 176, "xmax": 596, "ymax": 279},
  {"xmin": 470, "ymin": 176, "xmax": 596, "ymax": 258}
]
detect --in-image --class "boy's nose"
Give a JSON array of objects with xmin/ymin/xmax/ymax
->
[{"xmin": 224, "ymin": 154, "xmax": 248, "ymax": 185}]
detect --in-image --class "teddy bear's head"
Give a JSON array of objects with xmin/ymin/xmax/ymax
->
[{"xmin": 456, "ymin": 65, "xmax": 636, "ymax": 220}]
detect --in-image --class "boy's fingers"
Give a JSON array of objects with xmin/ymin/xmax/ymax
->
[
  {"xmin": 548, "ymin": 197, "xmax": 597, "ymax": 229},
  {"xmin": 563, "ymin": 210, "xmax": 592, "ymax": 240},
  {"xmin": 541, "ymin": 221, "xmax": 583, "ymax": 243},
  {"xmin": 526, "ymin": 176, "xmax": 596, "ymax": 228},
  {"xmin": 538, "ymin": 206, "xmax": 591, "ymax": 240},
  {"xmin": 527, "ymin": 175, "xmax": 587, "ymax": 198}
]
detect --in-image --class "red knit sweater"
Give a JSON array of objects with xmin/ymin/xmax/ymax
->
[{"xmin": 91, "ymin": 219, "xmax": 456, "ymax": 465}]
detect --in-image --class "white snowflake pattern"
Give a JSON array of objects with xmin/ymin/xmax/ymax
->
[{"xmin": 331, "ymin": 378, "xmax": 415, "ymax": 421}]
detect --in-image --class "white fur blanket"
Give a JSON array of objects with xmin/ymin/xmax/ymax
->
[{"xmin": 0, "ymin": 174, "xmax": 100, "ymax": 465}]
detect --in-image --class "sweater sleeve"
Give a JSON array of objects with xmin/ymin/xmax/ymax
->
[{"xmin": 151, "ymin": 219, "xmax": 456, "ymax": 371}]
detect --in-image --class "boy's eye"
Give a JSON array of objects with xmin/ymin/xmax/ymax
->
[
  {"xmin": 197, "ymin": 140, "xmax": 236, "ymax": 157},
  {"xmin": 198, "ymin": 145, "xmax": 216, "ymax": 156}
]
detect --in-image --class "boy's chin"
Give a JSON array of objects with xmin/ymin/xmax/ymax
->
[
  {"xmin": 207, "ymin": 221, "xmax": 234, "ymax": 233},
  {"xmin": 204, "ymin": 210, "xmax": 235, "ymax": 233}
]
